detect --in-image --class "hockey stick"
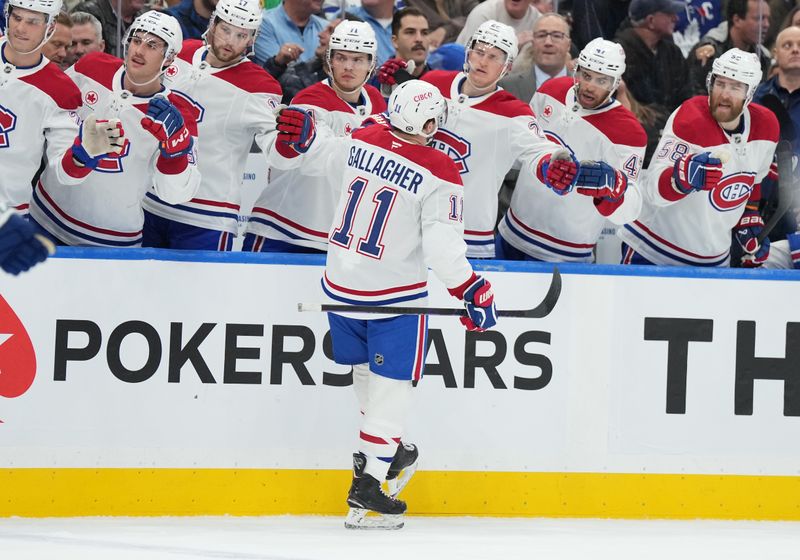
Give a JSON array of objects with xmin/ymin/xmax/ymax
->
[
  {"xmin": 758, "ymin": 139, "xmax": 797, "ymax": 244},
  {"xmin": 298, "ymin": 266, "xmax": 562, "ymax": 319}
]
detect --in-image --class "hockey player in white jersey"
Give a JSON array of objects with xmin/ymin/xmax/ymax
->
[
  {"xmin": 28, "ymin": 11, "xmax": 201, "ymax": 247},
  {"xmin": 619, "ymin": 48, "xmax": 778, "ymax": 267},
  {"xmin": 271, "ymin": 81, "xmax": 499, "ymax": 529},
  {"xmin": 142, "ymin": 0, "xmax": 283, "ymax": 251},
  {"xmin": 0, "ymin": 0, "xmax": 124, "ymax": 214},
  {"xmin": 244, "ymin": 20, "xmax": 387, "ymax": 253},
  {"xmin": 421, "ymin": 20, "xmax": 578, "ymax": 258},
  {"xmin": 497, "ymin": 38, "xmax": 647, "ymax": 262}
]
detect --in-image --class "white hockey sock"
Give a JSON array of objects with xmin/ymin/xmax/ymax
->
[
  {"xmin": 358, "ymin": 373, "xmax": 412, "ymax": 482},
  {"xmin": 352, "ymin": 363, "xmax": 370, "ymax": 415}
]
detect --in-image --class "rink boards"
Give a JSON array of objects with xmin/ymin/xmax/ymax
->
[{"xmin": 1, "ymin": 249, "xmax": 799, "ymax": 520}]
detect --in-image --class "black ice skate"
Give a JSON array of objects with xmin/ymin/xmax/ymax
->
[
  {"xmin": 386, "ymin": 442, "xmax": 418, "ymax": 497},
  {"xmin": 345, "ymin": 452, "xmax": 407, "ymax": 530}
]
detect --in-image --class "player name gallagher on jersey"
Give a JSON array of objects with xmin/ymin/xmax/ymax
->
[{"xmin": 348, "ymin": 145, "xmax": 424, "ymax": 194}]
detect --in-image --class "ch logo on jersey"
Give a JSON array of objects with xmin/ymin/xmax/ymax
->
[
  {"xmin": 0, "ymin": 295, "xmax": 38, "ymax": 405},
  {"xmin": 85, "ymin": 90, "xmax": 99, "ymax": 105},
  {"xmin": 431, "ymin": 128, "xmax": 472, "ymax": 174},
  {"xmin": 169, "ymin": 89, "xmax": 205, "ymax": 124},
  {"xmin": 95, "ymin": 138, "xmax": 131, "ymax": 173},
  {"xmin": 0, "ymin": 104, "xmax": 18, "ymax": 148},
  {"xmin": 709, "ymin": 172, "xmax": 756, "ymax": 212},
  {"xmin": 543, "ymin": 130, "xmax": 576, "ymax": 158},
  {"xmin": 165, "ymin": 65, "xmax": 179, "ymax": 78}
]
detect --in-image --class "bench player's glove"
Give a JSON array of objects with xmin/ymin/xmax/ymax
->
[
  {"xmin": 378, "ymin": 58, "xmax": 409, "ymax": 86},
  {"xmin": 735, "ymin": 209, "xmax": 770, "ymax": 267},
  {"xmin": 141, "ymin": 96, "xmax": 193, "ymax": 159},
  {"xmin": 275, "ymin": 106, "xmax": 316, "ymax": 157},
  {"xmin": 448, "ymin": 274, "xmax": 497, "ymax": 332},
  {"xmin": 0, "ymin": 212, "xmax": 55, "ymax": 275},
  {"xmin": 672, "ymin": 151, "xmax": 722, "ymax": 194},
  {"xmin": 537, "ymin": 149, "xmax": 579, "ymax": 195},
  {"xmin": 71, "ymin": 115, "xmax": 126, "ymax": 169},
  {"xmin": 575, "ymin": 160, "xmax": 628, "ymax": 202}
]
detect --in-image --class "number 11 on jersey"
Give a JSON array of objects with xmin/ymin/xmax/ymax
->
[{"xmin": 330, "ymin": 177, "xmax": 398, "ymax": 259}]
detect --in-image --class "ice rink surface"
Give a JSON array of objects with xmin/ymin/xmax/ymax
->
[{"xmin": 1, "ymin": 516, "xmax": 798, "ymax": 560}]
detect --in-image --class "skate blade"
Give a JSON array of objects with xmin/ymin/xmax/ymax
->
[
  {"xmin": 344, "ymin": 508, "xmax": 404, "ymax": 530},
  {"xmin": 387, "ymin": 462, "xmax": 418, "ymax": 498}
]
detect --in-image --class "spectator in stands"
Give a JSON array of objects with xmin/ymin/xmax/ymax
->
[
  {"xmin": 673, "ymin": 0, "xmax": 723, "ymax": 56},
  {"xmin": 500, "ymin": 12, "xmax": 572, "ymax": 103},
  {"xmin": 616, "ymin": 0, "xmax": 691, "ymax": 163},
  {"xmin": 402, "ymin": 0, "xmax": 478, "ymax": 47},
  {"xmin": 687, "ymin": 0, "xmax": 771, "ymax": 94},
  {"xmin": 570, "ymin": 0, "xmax": 631, "ymax": 50},
  {"xmin": 456, "ymin": 0, "xmax": 540, "ymax": 50},
  {"xmin": 765, "ymin": 0, "xmax": 798, "ymax": 47},
  {"xmin": 533, "ymin": 0, "xmax": 554, "ymax": 12},
  {"xmin": 72, "ymin": 0, "xmax": 145, "ymax": 56},
  {"xmin": 376, "ymin": 7, "xmax": 432, "ymax": 94},
  {"xmin": 427, "ymin": 42, "xmax": 466, "ymax": 70},
  {"xmin": 164, "ymin": 0, "xmax": 217, "ymax": 40},
  {"xmin": 253, "ymin": 0, "xmax": 327, "ymax": 67},
  {"xmin": 779, "ymin": 4, "xmax": 800, "ymax": 31},
  {"xmin": 278, "ymin": 16, "xmax": 342, "ymax": 102},
  {"xmin": 66, "ymin": 11, "xmax": 105, "ymax": 66},
  {"xmin": 42, "ymin": 11, "xmax": 72, "ymax": 69},
  {"xmin": 347, "ymin": 0, "xmax": 395, "ymax": 68}
]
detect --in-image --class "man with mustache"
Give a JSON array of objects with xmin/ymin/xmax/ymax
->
[
  {"xmin": 376, "ymin": 7, "xmax": 432, "ymax": 95},
  {"xmin": 142, "ymin": 0, "xmax": 283, "ymax": 251},
  {"xmin": 619, "ymin": 48, "xmax": 778, "ymax": 267}
]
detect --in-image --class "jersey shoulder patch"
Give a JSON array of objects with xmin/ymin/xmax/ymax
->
[
  {"xmin": 19, "ymin": 63, "xmax": 82, "ymax": 110},
  {"xmin": 536, "ymin": 75, "xmax": 573, "ymax": 103},
  {"xmin": 215, "ymin": 61, "xmax": 283, "ymax": 96},
  {"xmin": 73, "ymin": 52, "xmax": 122, "ymax": 91},
  {"xmin": 584, "ymin": 105, "xmax": 647, "ymax": 147},
  {"xmin": 178, "ymin": 39, "xmax": 203, "ymax": 63},
  {"xmin": 747, "ymin": 102, "xmax": 780, "ymax": 143},
  {"xmin": 671, "ymin": 96, "xmax": 727, "ymax": 147},
  {"xmin": 473, "ymin": 89, "xmax": 535, "ymax": 118}
]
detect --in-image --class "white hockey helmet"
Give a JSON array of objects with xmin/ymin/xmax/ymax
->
[
  {"xmin": 3, "ymin": 0, "xmax": 62, "ymax": 40},
  {"xmin": 328, "ymin": 20, "xmax": 378, "ymax": 58},
  {"xmin": 388, "ymin": 80, "xmax": 448, "ymax": 139},
  {"xmin": 577, "ymin": 38, "xmax": 626, "ymax": 91},
  {"xmin": 124, "ymin": 10, "xmax": 184, "ymax": 64},
  {"xmin": 707, "ymin": 48, "xmax": 762, "ymax": 104},
  {"xmin": 213, "ymin": 0, "xmax": 262, "ymax": 31},
  {"xmin": 467, "ymin": 20, "xmax": 518, "ymax": 65}
]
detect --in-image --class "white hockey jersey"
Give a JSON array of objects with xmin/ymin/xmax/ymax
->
[
  {"xmin": 422, "ymin": 70, "xmax": 557, "ymax": 258},
  {"xmin": 142, "ymin": 40, "xmax": 283, "ymax": 234},
  {"xmin": 269, "ymin": 122, "xmax": 474, "ymax": 309},
  {"xmin": 498, "ymin": 77, "xmax": 646, "ymax": 262},
  {"xmin": 29, "ymin": 52, "xmax": 201, "ymax": 247},
  {"xmin": 618, "ymin": 96, "xmax": 778, "ymax": 266},
  {"xmin": 246, "ymin": 79, "xmax": 386, "ymax": 251},
  {"xmin": 0, "ymin": 39, "xmax": 91, "ymax": 213}
]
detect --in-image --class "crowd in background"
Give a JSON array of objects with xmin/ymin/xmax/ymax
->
[{"xmin": 0, "ymin": 0, "xmax": 799, "ymax": 270}]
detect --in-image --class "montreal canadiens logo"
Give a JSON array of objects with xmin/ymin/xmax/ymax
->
[
  {"xmin": 0, "ymin": 104, "xmax": 17, "ymax": 148},
  {"xmin": 431, "ymin": 128, "xmax": 472, "ymax": 174},
  {"xmin": 543, "ymin": 130, "xmax": 575, "ymax": 158},
  {"xmin": 165, "ymin": 65, "xmax": 178, "ymax": 78},
  {"xmin": 85, "ymin": 90, "xmax": 99, "ymax": 105},
  {"xmin": 709, "ymin": 172, "xmax": 756, "ymax": 212}
]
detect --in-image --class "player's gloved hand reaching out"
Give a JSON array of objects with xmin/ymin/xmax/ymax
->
[
  {"xmin": 71, "ymin": 115, "xmax": 126, "ymax": 169},
  {"xmin": 0, "ymin": 211, "xmax": 56, "ymax": 275},
  {"xmin": 537, "ymin": 149, "xmax": 579, "ymax": 195},
  {"xmin": 734, "ymin": 209, "xmax": 770, "ymax": 267},
  {"xmin": 672, "ymin": 151, "xmax": 723, "ymax": 194},
  {"xmin": 448, "ymin": 274, "xmax": 498, "ymax": 332},
  {"xmin": 275, "ymin": 106, "xmax": 316, "ymax": 157},
  {"xmin": 575, "ymin": 160, "xmax": 628, "ymax": 201},
  {"xmin": 141, "ymin": 96, "xmax": 193, "ymax": 159}
]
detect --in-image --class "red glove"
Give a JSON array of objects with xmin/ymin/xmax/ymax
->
[
  {"xmin": 537, "ymin": 150, "xmax": 579, "ymax": 195},
  {"xmin": 275, "ymin": 106, "xmax": 316, "ymax": 158},
  {"xmin": 378, "ymin": 58, "xmax": 407, "ymax": 86}
]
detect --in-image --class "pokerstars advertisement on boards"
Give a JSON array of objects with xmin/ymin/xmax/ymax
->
[{"xmin": 0, "ymin": 252, "xmax": 798, "ymax": 477}]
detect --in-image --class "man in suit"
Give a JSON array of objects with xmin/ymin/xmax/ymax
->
[{"xmin": 499, "ymin": 12, "xmax": 572, "ymax": 103}]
